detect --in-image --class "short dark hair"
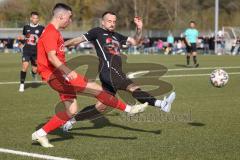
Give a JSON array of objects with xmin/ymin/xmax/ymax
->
[
  {"xmin": 102, "ymin": 11, "xmax": 116, "ymax": 18},
  {"xmin": 190, "ymin": 21, "xmax": 196, "ymax": 24},
  {"xmin": 53, "ymin": 3, "xmax": 72, "ymax": 13},
  {"xmin": 31, "ymin": 12, "xmax": 39, "ymax": 16}
]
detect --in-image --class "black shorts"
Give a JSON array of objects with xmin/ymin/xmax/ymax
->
[
  {"xmin": 186, "ymin": 43, "xmax": 197, "ymax": 53},
  {"xmin": 22, "ymin": 53, "xmax": 37, "ymax": 66},
  {"xmin": 99, "ymin": 67, "xmax": 133, "ymax": 95}
]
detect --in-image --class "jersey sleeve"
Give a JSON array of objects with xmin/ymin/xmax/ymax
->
[
  {"xmin": 41, "ymin": 31, "xmax": 58, "ymax": 53},
  {"xmin": 115, "ymin": 33, "xmax": 128, "ymax": 45},
  {"xmin": 22, "ymin": 26, "xmax": 27, "ymax": 36},
  {"xmin": 83, "ymin": 28, "xmax": 99, "ymax": 41}
]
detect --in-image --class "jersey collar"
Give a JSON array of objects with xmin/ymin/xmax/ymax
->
[{"xmin": 30, "ymin": 23, "xmax": 39, "ymax": 27}]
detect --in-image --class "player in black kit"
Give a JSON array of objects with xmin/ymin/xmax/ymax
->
[
  {"xmin": 63, "ymin": 11, "xmax": 176, "ymax": 131},
  {"xmin": 19, "ymin": 12, "xmax": 44, "ymax": 92}
]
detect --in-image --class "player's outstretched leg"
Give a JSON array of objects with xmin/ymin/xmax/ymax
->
[
  {"xmin": 63, "ymin": 99, "xmax": 149, "ymax": 132},
  {"xmin": 65, "ymin": 90, "xmax": 176, "ymax": 132},
  {"xmin": 48, "ymin": 74, "xmax": 149, "ymax": 116},
  {"xmin": 80, "ymin": 82, "xmax": 149, "ymax": 115},
  {"xmin": 131, "ymin": 88, "xmax": 176, "ymax": 112},
  {"xmin": 63, "ymin": 90, "xmax": 176, "ymax": 132},
  {"xmin": 62, "ymin": 83, "xmax": 150, "ymax": 132}
]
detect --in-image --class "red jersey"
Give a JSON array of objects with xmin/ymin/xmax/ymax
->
[{"xmin": 37, "ymin": 23, "xmax": 65, "ymax": 81}]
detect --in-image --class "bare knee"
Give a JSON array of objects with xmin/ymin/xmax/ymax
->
[
  {"xmin": 22, "ymin": 62, "xmax": 29, "ymax": 72},
  {"xmin": 85, "ymin": 82, "xmax": 103, "ymax": 95},
  {"xmin": 192, "ymin": 52, "xmax": 197, "ymax": 56},
  {"xmin": 127, "ymin": 83, "xmax": 140, "ymax": 92}
]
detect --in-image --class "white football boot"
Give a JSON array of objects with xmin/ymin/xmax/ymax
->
[
  {"xmin": 128, "ymin": 102, "xmax": 148, "ymax": 116},
  {"xmin": 19, "ymin": 83, "xmax": 24, "ymax": 92},
  {"xmin": 32, "ymin": 132, "xmax": 54, "ymax": 148},
  {"xmin": 160, "ymin": 92, "xmax": 176, "ymax": 113}
]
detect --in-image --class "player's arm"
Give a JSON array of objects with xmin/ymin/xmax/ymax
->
[
  {"xmin": 126, "ymin": 17, "xmax": 143, "ymax": 46},
  {"xmin": 47, "ymin": 51, "xmax": 77, "ymax": 80},
  {"xmin": 64, "ymin": 36, "xmax": 87, "ymax": 47},
  {"xmin": 21, "ymin": 26, "xmax": 27, "ymax": 41},
  {"xmin": 185, "ymin": 37, "xmax": 191, "ymax": 46}
]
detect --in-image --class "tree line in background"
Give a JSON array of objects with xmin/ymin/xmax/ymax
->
[{"xmin": 0, "ymin": 0, "xmax": 239, "ymax": 31}]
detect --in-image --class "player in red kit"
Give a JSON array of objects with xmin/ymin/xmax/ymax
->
[{"xmin": 32, "ymin": 3, "xmax": 148, "ymax": 148}]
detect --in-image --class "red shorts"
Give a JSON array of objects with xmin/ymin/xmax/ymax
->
[{"xmin": 47, "ymin": 72, "xmax": 88, "ymax": 101}]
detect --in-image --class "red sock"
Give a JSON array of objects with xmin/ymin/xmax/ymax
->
[
  {"xmin": 96, "ymin": 91, "xmax": 126, "ymax": 111},
  {"xmin": 42, "ymin": 111, "xmax": 70, "ymax": 134}
]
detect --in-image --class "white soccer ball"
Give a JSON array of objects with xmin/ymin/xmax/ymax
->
[{"xmin": 210, "ymin": 69, "xmax": 229, "ymax": 88}]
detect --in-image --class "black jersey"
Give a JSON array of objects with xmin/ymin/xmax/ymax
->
[
  {"xmin": 83, "ymin": 27, "xmax": 128, "ymax": 68},
  {"xmin": 22, "ymin": 24, "xmax": 44, "ymax": 54}
]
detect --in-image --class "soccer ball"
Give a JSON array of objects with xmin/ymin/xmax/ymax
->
[{"xmin": 210, "ymin": 69, "xmax": 229, "ymax": 88}]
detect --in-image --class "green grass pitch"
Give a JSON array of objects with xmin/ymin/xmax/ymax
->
[{"xmin": 0, "ymin": 53, "xmax": 239, "ymax": 160}]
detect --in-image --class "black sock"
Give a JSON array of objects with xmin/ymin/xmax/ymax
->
[
  {"xmin": 20, "ymin": 71, "xmax": 26, "ymax": 84},
  {"xmin": 132, "ymin": 88, "xmax": 156, "ymax": 106},
  {"xmin": 193, "ymin": 56, "xmax": 197, "ymax": 64},
  {"xmin": 74, "ymin": 105, "xmax": 102, "ymax": 121},
  {"xmin": 186, "ymin": 55, "xmax": 190, "ymax": 65}
]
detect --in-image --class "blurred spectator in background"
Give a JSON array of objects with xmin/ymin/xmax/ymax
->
[
  {"xmin": 166, "ymin": 32, "xmax": 174, "ymax": 55},
  {"xmin": 156, "ymin": 39, "xmax": 163, "ymax": 53},
  {"xmin": 203, "ymin": 36, "xmax": 210, "ymax": 54},
  {"xmin": 216, "ymin": 33, "xmax": 225, "ymax": 55},
  {"xmin": 231, "ymin": 38, "xmax": 236, "ymax": 54},
  {"xmin": 3, "ymin": 40, "xmax": 9, "ymax": 53},
  {"xmin": 0, "ymin": 40, "xmax": 4, "ymax": 52},
  {"xmin": 172, "ymin": 39, "xmax": 186, "ymax": 55},
  {"xmin": 232, "ymin": 36, "xmax": 240, "ymax": 55},
  {"xmin": 13, "ymin": 39, "xmax": 21, "ymax": 53},
  {"xmin": 143, "ymin": 37, "xmax": 151, "ymax": 54}
]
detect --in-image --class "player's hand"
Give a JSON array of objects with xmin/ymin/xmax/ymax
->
[
  {"xmin": 18, "ymin": 35, "xmax": 25, "ymax": 40},
  {"xmin": 186, "ymin": 41, "xmax": 191, "ymax": 46},
  {"xmin": 66, "ymin": 71, "xmax": 78, "ymax": 81},
  {"xmin": 134, "ymin": 16, "xmax": 143, "ymax": 30}
]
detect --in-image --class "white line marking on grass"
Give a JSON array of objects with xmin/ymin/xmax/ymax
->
[
  {"xmin": 127, "ymin": 71, "xmax": 149, "ymax": 79},
  {"xmin": 128, "ymin": 72, "xmax": 240, "ymax": 79},
  {"xmin": 127, "ymin": 66, "xmax": 240, "ymax": 78},
  {"xmin": 0, "ymin": 148, "xmax": 74, "ymax": 160},
  {"xmin": 167, "ymin": 66, "xmax": 240, "ymax": 72},
  {"xmin": 163, "ymin": 72, "xmax": 240, "ymax": 78}
]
